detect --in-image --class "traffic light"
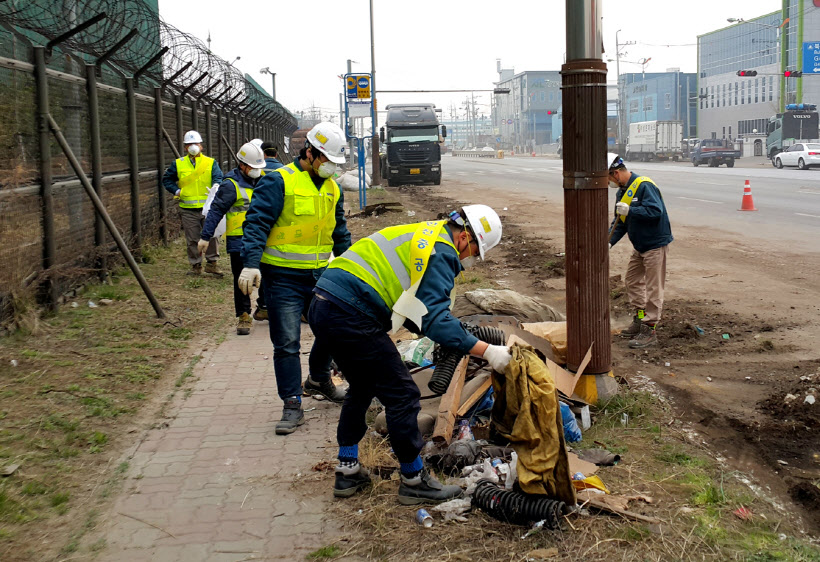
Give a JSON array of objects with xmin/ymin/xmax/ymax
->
[
  {"xmin": 784, "ymin": 70, "xmax": 803, "ymax": 77},
  {"xmin": 736, "ymin": 70, "xmax": 758, "ymax": 76},
  {"xmin": 546, "ymin": 110, "xmax": 557, "ymax": 115}
]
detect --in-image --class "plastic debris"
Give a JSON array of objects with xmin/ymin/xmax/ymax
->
[
  {"xmin": 693, "ymin": 325, "xmax": 705, "ymax": 336},
  {"xmin": 406, "ymin": 210, "xmax": 416, "ymax": 217},
  {"xmin": 733, "ymin": 506, "xmax": 753, "ymax": 520},
  {"xmin": 805, "ymin": 395, "xmax": 816, "ymax": 405},
  {"xmin": 722, "ymin": 333, "xmax": 730, "ymax": 340},
  {"xmin": 87, "ymin": 301, "xmax": 97, "ymax": 308},
  {"xmin": 70, "ymin": 302, "xmax": 79, "ymax": 308},
  {"xmin": 664, "ymin": 362, "xmax": 671, "ymax": 367},
  {"xmin": 621, "ymin": 413, "xmax": 629, "ymax": 426},
  {"xmin": 784, "ymin": 394, "xmax": 798, "ymax": 403},
  {"xmin": 507, "ymin": 451, "xmax": 518, "ymax": 491},
  {"xmin": 777, "ymin": 459, "xmax": 788, "ymax": 466},
  {"xmin": 431, "ymin": 497, "xmax": 471, "ymax": 522},
  {"xmin": 706, "ymin": 377, "xmax": 713, "ymax": 382},
  {"xmin": 457, "ymin": 420, "xmax": 474, "ymax": 441},
  {"xmin": 10, "ymin": 360, "xmax": 18, "ymax": 367},
  {"xmin": 99, "ymin": 298, "xmax": 114, "ymax": 306},
  {"xmin": 572, "ymin": 474, "xmax": 610, "ymax": 494},
  {"xmin": 560, "ymin": 402, "xmax": 582, "ymax": 442}
]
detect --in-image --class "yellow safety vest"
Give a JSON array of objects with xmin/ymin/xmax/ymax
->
[
  {"xmin": 262, "ymin": 163, "xmax": 341, "ymax": 269},
  {"xmin": 329, "ymin": 221, "xmax": 457, "ymax": 315},
  {"xmin": 177, "ymin": 155, "xmax": 216, "ymax": 209},
  {"xmin": 617, "ymin": 175, "xmax": 654, "ymax": 223},
  {"xmin": 225, "ymin": 179, "xmax": 253, "ymax": 236}
]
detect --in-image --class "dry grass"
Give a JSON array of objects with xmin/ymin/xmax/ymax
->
[{"xmin": 326, "ymin": 394, "xmax": 820, "ymax": 562}]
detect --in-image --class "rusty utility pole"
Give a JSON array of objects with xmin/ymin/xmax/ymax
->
[{"xmin": 562, "ymin": 0, "xmax": 612, "ymax": 380}]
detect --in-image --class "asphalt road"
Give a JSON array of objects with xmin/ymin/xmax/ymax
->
[{"xmin": 442, "ymin": 155, "xmax": 820, "ymax": 253}]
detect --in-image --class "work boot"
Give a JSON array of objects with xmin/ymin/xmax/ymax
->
[
  {"xmin": 629, "ymin": 323, "xmax": 658, "ymax": 349},
  {"xmin": 204, "ymin": 261, "xmax": 224, "ymax": 278},
  {"xmin": 253, "ymin": 307, "xmax": 268, "ymax": 322},
  {"xmin": 236, "ymin": 313, "xmax": 252, "ymax": 336},
  {"xmin": 187, "ymin": 263, "xmax": 202, "ymax": 276},
  {"xmin": 334, "ymin": 466, "xmax": 372, "ymax": 498},
  {"xmin": 275, "ymin": 397, "xmax": 305, "ymax": 435},
  {"xmin": 304, "ymin": 375, "xmax": 346, "ymax": 403},
  {"xmin": 397, "ymin": 468, "xmax": 464, "ymax": 505},
  {"xmin": 619, "ymin": 315, "xmax": 643, "ymax": 338}
]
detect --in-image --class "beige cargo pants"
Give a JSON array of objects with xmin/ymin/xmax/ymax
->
[{"xmin": 625, "ymin": 245, "xmax": 669, "ymax": 325}]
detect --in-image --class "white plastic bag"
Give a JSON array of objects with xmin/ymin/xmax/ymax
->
[{"xmin": 202, "ymin": 182, "xmax": 226, "ymax": 238}]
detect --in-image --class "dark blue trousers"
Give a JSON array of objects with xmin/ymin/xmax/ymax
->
[
  {"xmin": 308, "ymin": 295, "xmax": 424, "ymax": 464},
  {"xmin": 261, "ymin": 265, "xmax": 332, "ymax": 400}
]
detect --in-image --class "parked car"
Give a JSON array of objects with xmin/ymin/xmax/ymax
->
[{"xmin": 773, "ymin": 143, "xmax": 820, "ymax": 170}]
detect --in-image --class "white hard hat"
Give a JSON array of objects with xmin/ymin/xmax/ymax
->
[
  {"xmin": 461, "ymin": 204, "xmax": 502, "ymax": 260},
  {"xmin": 608, "ymin": 152, "xmax": 624, "ymax": 170},
  {"xmin": 183, "ymin": 130, "xmax": 203, "ymax": 144},
  {"xmin": 236, "ymin": 142, "xmax": 267, "ymax": 169},
  {"xmin": 250, "ymin": 138, "xmax": 263, "ymax": 149},
  {"xmin": 306, "ymin": 122, "xmax": 346, "ymax": 164}
]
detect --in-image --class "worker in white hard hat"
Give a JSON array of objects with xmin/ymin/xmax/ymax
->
[
  {"xmin": 162, "ymin": 130, "xmax": 224, "ymax": 276},
  {"xmin": 607, "ymin": 152, "xmax": 673, "ymax": 349},
  {"xmin": 237, "ymin": 122, "xmax": 352, "ymax": 435},
  {"xmin": 199, "ymin": 142, "xmax": 267, "ymax": 335},
  {"xmin": 307, "ymin": 205, "xmax": 510, "ymax": 505}
]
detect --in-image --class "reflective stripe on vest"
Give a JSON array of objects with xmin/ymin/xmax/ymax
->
[
  {"xmin": 261, "ymin": 162, "xmax": 341, "ymax": 269},
  {"xmin": 329, "ymin": 222, "xmax": 456, "ymax": 312},
  {"xmin": 225, "ymin": 178, "xmax": 253, "ymax": 236},
  {"xmin": 177, "ymin": 155, "xmax": 215, "ymax": 208},
  {"xmin": 618, "ymin": 175, "xmax": 654, "ymax": 223}
]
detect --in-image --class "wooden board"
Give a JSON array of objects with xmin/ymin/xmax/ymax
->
[
  {"xmin": 431, "ymin": 356, "xmax": 469, "ymax": 445},
  {"xmin": 455, "ymin": 376, "xmax": 492, "ymax": 417}
]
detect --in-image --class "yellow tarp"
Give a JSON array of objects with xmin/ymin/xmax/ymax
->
[{"xmin": 491, "ymin": 345, "xmax": 576, "ymax": 505}]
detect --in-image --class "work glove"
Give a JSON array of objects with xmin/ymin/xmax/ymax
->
[
  {"xmin": 175, "ymin": 189, "xmax": 181, "ymax": 197},
  {"xmin": 197, "ymin": 239, "xmax": 209, "ymax": 255},
  {"xmin": 615, "ymin": 202, "xmax": 630, "ymax": 216},
  {"xmin": 483, "ymin": 344, "xmax": 512, "ymax": 373},
  {"xmin": 210, "ymin": 182, "xmax": 219, "ymax": 192},
  {"xmin": 608, "ymin": 243, "xmax": 612, "ymax": 250},
  {"xmin": 237, "ymin": 267, "xmax": 261, "ymax": 295}
]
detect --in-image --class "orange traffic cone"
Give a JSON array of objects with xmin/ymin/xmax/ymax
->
[{"xmin": 738, "ymin": 179, "xmax": 758, "ymax": 211}]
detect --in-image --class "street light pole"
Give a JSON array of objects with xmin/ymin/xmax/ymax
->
[{"xmin": 370, "ymin": 0, "xmax": 381, "ymax": 185}]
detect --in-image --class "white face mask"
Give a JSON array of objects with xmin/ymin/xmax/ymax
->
[
  {"xmin": 187, "ymin": 144, "xmax": 201, "ymax": 156},
  {"xmin": 609, "ymin": 180, "xmax": 620, "ymax": 189},
  {"xmin": 317, "ymin": 161, "xmax": 337, "ymax": 178},
  {"xmin": 247, "ymin": 168, "xmax": 262, "ymax": 179},
  {"xmin": 460, "ymin": 255, "xmax": 477, "ymax": 269}
]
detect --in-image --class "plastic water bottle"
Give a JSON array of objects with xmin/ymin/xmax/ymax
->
[{"xmin": 559, "ymin": 402, "xmax": 582, "ymax": 443}]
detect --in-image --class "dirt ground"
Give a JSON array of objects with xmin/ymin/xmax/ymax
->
[{"xmin": 385, "ymin": 177, "xmax": 820, "ymax": 537}]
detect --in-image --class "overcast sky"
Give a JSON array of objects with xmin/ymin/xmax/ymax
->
[{"xmin": 158, "ymin": 0, "xmax": 779, "ymax": 124}]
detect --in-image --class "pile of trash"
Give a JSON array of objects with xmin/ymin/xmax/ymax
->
[{"xmin": 376, "ymin": 289, "xmax": 656, "ymax": 530}]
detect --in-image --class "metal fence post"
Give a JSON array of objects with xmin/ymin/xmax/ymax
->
[
  {"xmin": 226, "ymin": 110, "xmax": 233, "ymax": 167},
  {"xmin": 191, "ymin": 98, "xmax": 198, "ymax": 132},
  {"xmin": 204, "ymin": 103, "xmax": 212, "ymax": 161},
  {"xmin": 126, "ymin": 77, "xmax": 141, "ymax": 249},
  {"xmin": 155, "ymin": 87, "xmax": 168, "ymax": 244},
  {"xmin": 34, "ymin": 46, "xmax": 57, "ymax": 309},
  {"xmin": 216, "ymin": 105, "xmax": 223, "ymax": 167},
  {"xmin": 175, "ymin": 93, "xmax": 183, "ymax": 152},
  {"xmin": 85, "ymin": 63, "xmax": 106, "ymax": 280}
]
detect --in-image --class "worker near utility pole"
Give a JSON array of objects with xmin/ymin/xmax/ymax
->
[
  {"xmin": 244, "ymin": 140, "xmax": 284, "ymax": 322},
  {"xmin": 308, "ymin": 205, "xmax": 512, "ymax": 505},
  {"xmin": 238, "ymin": 122, "xmax": 351, "ymax": 435},
  {"xmin": 607, "ymin": 153, "xmax": 673, "ymax": 349},
  {"xmin": 199, "ymin": 142, "xmax": 267, "ymax": 336},
  {"xmin": 162, "ymin": 130, "xmax": 224, "ymax": 276}
]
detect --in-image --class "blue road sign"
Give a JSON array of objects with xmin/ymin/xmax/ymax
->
[{"xmin": 803, "ymin": 41, "xmax": 820, "ymax": 75}]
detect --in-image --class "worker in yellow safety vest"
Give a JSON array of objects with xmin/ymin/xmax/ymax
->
[
  {"xmin": 307, "ymin": 205, "xmax": 512, "ymax": 505},
  {"xmin": 162, "ymin": 130, "xmax": 224, "ymax": 276},
  {"xmin": 199, "ymin": 142, "xmax": 267, "ymax": 335},
  {"xmin": 237, "ymin": 122, "xmax": 352, "ymax": 435},
  {"xmin": 607, "ymin": 152, "xmax": 674, "ymax": 349}
]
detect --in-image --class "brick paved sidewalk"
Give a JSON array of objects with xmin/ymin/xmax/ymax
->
[{"xmin": 91, "ymin": 320, "xmax": 350, "ymax": 561}]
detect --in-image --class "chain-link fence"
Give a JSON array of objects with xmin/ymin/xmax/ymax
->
[{"xmin": 0, "ymin": 1, "xmax": 297, "ymax": 323}]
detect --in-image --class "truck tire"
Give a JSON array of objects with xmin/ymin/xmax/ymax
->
[
  {"xmin": 692, "ymin": 158, "xmax": 699, "ymax": 167},
  {"xmin": 672, "ymin": 155, "xmax": 679, "ymax": 162},
  {"xmin": 432, "ymin": 172, "xmax": 441, "ymax": 185},
  {"xmin": 388, "ymin": 178, "xmax": 399, "ymax": 187},
  {"xmin": 708, "ymin": 158, "xmax": 717, "ymax": 167},
  {"xmin": 798, "ymin": 158, "xmax": 807, "ymax": 170},
  {"xmin": 726, "ymin": 159, "xmax": 735, "ymax": 168}
]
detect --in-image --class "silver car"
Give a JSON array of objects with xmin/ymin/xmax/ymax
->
[{"xmin": 774, "ymin": 143, "xmax": 820, "ymax": 170}]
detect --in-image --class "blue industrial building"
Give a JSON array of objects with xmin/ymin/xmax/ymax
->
[{"xmin": 619, "ymin": 71, "xmax": 697, "ymax": 141}]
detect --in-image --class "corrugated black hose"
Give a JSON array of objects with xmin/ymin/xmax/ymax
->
[
  {"xmin": 427, "ymin": 324, "xmax": 506, "ymax": 395},
  {"xmin": 472, "ymin": 479, "xmax": 566, "ymax": 528}
]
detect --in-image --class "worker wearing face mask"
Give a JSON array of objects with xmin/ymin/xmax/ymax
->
[
  {"xmin": 238, "ymin": 122, "xmax": 352, "ymax": 435},
  {"xmin": 162, "ymin": 130, "xmax": 224, "ymax": 276},
  {"xmin": 199, "ymin": 142, "xmax": 267, "ymax": 335},
  {"xmin": 307, "ymin": 205, "xmax": 511, "ymax": 505}
]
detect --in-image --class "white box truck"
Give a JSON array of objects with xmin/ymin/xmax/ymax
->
[{"xmin": 626, "ymin": 120, "xmax": 684, "ymax": 162}]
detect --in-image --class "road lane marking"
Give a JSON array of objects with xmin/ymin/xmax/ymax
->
[
  {"xmin": 795, "ymin": 212, "xmax": 820, "ymax": 218},
  {"xmin": 693, "ymin": 181, "xmax": 725, "ymax": 186},
  {"xmin": 677, "ymin": 196, "xmax": 723, "ymax": 204},
  {"xmin": 797, "ymin": 190, "xmax": 820, "ymax": 195}
]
